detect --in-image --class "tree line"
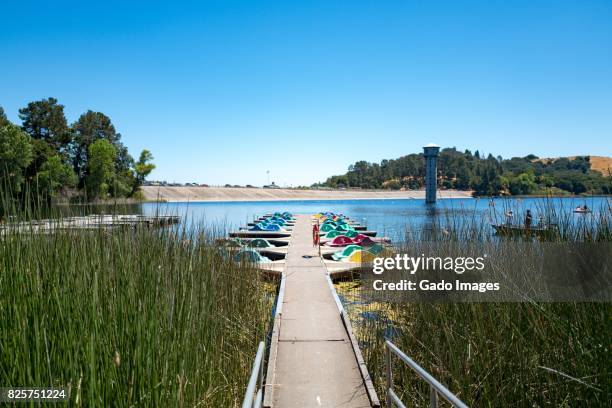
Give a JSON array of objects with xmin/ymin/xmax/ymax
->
[
  {"xmin": 315, "ymin": 147, "xmax": 611, "ymax": 196},
  {"xmin": 0, "ymin": 98, "xmax": 155, "ymax": 206}
]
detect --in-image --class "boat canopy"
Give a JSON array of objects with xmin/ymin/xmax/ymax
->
[
  {"xmin": 247, "ymin": 238, "xmax": 274, "ymax": 248},
  {"xmin": 233, "ymin": 249, "xmax": 271, "ymax": 263}
]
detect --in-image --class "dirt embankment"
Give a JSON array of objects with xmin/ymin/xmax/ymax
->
[{"xmin": 140, "ymin": 186, "xmax": 473, "ymax": 202}]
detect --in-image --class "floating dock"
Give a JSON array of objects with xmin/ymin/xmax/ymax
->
[
  {"xmin": 262, "ymin": 215, "xmax": 378, "ymax": 408},
  {"xmin": 0, "ymin": 214, "xmax": 180, "ymax": 234},
  {"xmin": 229, "ymin": 230, "xmax": 292, "ymax": 238}
]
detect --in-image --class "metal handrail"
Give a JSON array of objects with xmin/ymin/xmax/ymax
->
[
  {"xmin": 385, "ymin": 339, "xmax": 468, "ymax": 408},
  {"xmin": 242, "ymin": 341, "xmax": 265, "ymax": 408}
]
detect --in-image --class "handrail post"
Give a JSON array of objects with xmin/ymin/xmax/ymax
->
[
  {"xmin": 258, "ymin": 344, "xmax": 264, "ymax": 394},
  {"xmin": 384, "ymin": 339, "xmax": 468, "ymax": 408},
  {"xmin": 430, "ymin": 385, "xmax": 438, "ymax": 408},
  {"xmin": 386, "ymin": 341, "xmax": 393, "ymax": 407},
  {"xmin": 242, "ymin": 342, "xmax": 265, "ymax": 408}
]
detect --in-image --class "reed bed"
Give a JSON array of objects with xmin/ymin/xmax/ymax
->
[
  {"xmin": 343, "ymin": 299, "xmax": 610, "ymax": 407},
  {"xmin": 337, "ymin": 198, "xmax": 611, "ymax": 407},
  {"xmin": 0, "ymin": 222, "xmax": 273, "ymax": 407}
]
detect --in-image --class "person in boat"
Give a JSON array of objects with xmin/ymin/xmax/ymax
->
[
  {"xmin": 524, "ymin": 210, "xmax": 532, "ymax": 229},
  {"xmin": 504, "ymin": 210, "xmax": 513, "ymax": 225}
]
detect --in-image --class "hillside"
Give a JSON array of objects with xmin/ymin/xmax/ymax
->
[
  {"xmin": 317, "ymin": 149, "xmax": 611, "ymax": 196},
  {"xmin": 537, "ymin": 156, "xmax": 612, "ymax": 176},
  {"xmin": 589, "ymin": 156, "xmax": 612, "ymax": 175}
]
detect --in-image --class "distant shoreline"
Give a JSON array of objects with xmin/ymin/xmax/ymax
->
[{"xmin": 140, "ymin": 186, "xmax": 473, "ymax": 202}]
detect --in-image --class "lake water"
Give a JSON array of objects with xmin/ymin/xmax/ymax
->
[{"xmin": 139, "ymin": 196, "xmax": 610, "ymax": 241}]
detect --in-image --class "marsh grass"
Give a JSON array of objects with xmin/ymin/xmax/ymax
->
[
  {"xmin": 347, "ymin": 300, "xmax": 610, "ymax": 407},
  {"xmin": 0, "ymin": 219, "xmax": 273, "ymax": 406},
  {"xmin": 337, "ymin": 198, "xmax": 611, "ymax": 407}
]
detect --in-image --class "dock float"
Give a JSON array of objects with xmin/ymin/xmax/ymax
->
[
  {"xmin": 0, "ymin": 214, "xmax": 180, "ymax": 234},
  {"xmin": 263, "ymin": 214, "xmax": 378, "ymax": 408}
]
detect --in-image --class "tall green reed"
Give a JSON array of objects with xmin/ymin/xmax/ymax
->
[
  {"xmin": 338, "ymin": 198, "xmax": 611, "ymax": 407},
  {"xmin": 0, "ymin": 220, "xmax": 273, "ymax": 407}
]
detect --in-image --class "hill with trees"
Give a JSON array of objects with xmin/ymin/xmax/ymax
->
[
  {"xmin": 315, "ymin": 147, "xmax": 611, "ymax": 196},
  {"xmin": 0, "ymin": 98, "xmax": 154, "ymax": 208}
]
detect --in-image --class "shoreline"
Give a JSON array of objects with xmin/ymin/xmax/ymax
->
[{"xmin": 140, "ymin": 186, "xmax": 473, "ymax": 203}]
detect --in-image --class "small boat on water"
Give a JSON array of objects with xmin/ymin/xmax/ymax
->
[
  {"xmin": 574, "ymin": 206, "xmax": 592, "ymax": 214},
  {"xmin": 491, "ymin": 224, "xmax": 558, "ymax": 239}
]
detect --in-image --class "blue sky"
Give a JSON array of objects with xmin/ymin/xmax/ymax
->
[{"xmin": 1, "ymin": 0, "xmax": 611, "ymax": 186}]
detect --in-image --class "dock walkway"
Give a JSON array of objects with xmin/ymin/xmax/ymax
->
[{"xmin": 265, "ymin": 215, "xmax": 371, "ymax": 408}]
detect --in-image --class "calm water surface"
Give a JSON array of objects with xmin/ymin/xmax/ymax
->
[{"xmin": 138, "ymin": 196, "xmax": 610, "ymax": 240}]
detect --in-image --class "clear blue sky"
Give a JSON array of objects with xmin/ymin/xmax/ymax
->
[{"xmin": 1, "ymin": 0, "xmax": 611, "ymax": 186}]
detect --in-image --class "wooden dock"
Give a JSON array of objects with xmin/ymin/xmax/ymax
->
[
  {"xmin": 0, "ymin": 214, "xmax": 179, "ymax": 234},
  {"xmin": 264, "ymin": 214, "xmax": 377, "ymax": 408}
]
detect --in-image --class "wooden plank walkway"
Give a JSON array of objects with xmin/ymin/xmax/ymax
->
[{"xmin": 264, "ymin": 215, "xmax": 372, "ymax": 408}]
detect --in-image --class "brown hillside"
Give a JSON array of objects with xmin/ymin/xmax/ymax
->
[
  {"xmin": 589, "ymin": 156, "xmax": 612, "ymax": 175},
  {"xmin": 536, "ymin": 156, "xmax": 612, "ymax": 175}
]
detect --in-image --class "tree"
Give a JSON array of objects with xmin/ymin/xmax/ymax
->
[
  {"xmin": 455, "ymin": 158, "xmax": 472, "ymax": 189},
  {"xmin": 382, "ymin": 179, "xmax": 401, "ymax": 190},
  {"xmin": 115, "ymin": 142, "xmax": 134, "ymax": 173},
  {"xmin": 86, "ymin": 139, "xmax": 117, "ymax": 199},
  {"xmin": 71, "ymin": 111, "xmax": 120, "ymax": 180},
  {"xmin": 472, "ymin": 159, "xmax": 502, "ymax": 196},
  {"xmin": 18, "ymin": 97, "xmax": 70, "ymax": 150},
  {"xmin": 24, "ymin": 138, "xmax": 56, "ymax": 180},
  {"xmin": 112, "ymin": 142, "xmax": 137, "ymax": 197},
  {"xmin": 0, "ymin": 107, "xmax": 10, "ymax": 127},
  {"xmin": 35, "ymin": 156, "xmax": 77, "ymax": 201},
  {"xmin": 134, "ymin": 150, "xmax": 155, "ymax": 190},
  {"xmin": 508, "ymin": 172, "xmax": 537, "ymax": 195},
  {"xmin": 0, "ymin": 124, "xmax": 33, "ymax": 194}
]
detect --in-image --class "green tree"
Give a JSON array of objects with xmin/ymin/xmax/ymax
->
[
  {"xmin": 25, "ymin": 139, "xmax": 56, "ymax": 180},
  {"xmin": 112, "ymin": 143, "xmax": 137, "ymax": 197},
  {"xmin": 35, "ymin": 156, "xmax": 77, "ymax": 202},
  {"xmin": 86, "ymin": 139, "xmax": 117, "ymax": 199},
  {"xmin": 0, "ymin": 124, "xmax": 33, "ymax": 194},
  {"xmin": 115, "ymin": 142, "xmax": 134, "ymax": 173},
  {"xmin": 134, "ymin": 150, "xmax": 156, "ymax": 190},
  {"xmin": 0, "ymin": 107, "xmax": 10, "ymax": 127},
  {"xmin": 18, "ymin": 98, "xmax": 71, "ymax": 150},
  {"xmin": 508, "ymin": 172, "xmax": 537, "ymax": 195},
  {"xmin": 113, "ymin": 170, "xmax": 135, "ymax": 198},
  {"xmin": 455, "ymin": 159, "xmax": 472, "ymax": 189},
  {"xmin": 473, "ymin": 160, "xmax": 502, "ymax": 196},
  {"xmin": 71, "ymin": 111, "xmax": 120, "ymax": 180}
]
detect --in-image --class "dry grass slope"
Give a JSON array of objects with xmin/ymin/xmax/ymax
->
[
  {"xmin": 588, "ymin": 156, "xmax": 612, "ymax": 175},
  {"xmin": 536, "ymin": 156, "xmax": 612, "ymax": 175}
]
